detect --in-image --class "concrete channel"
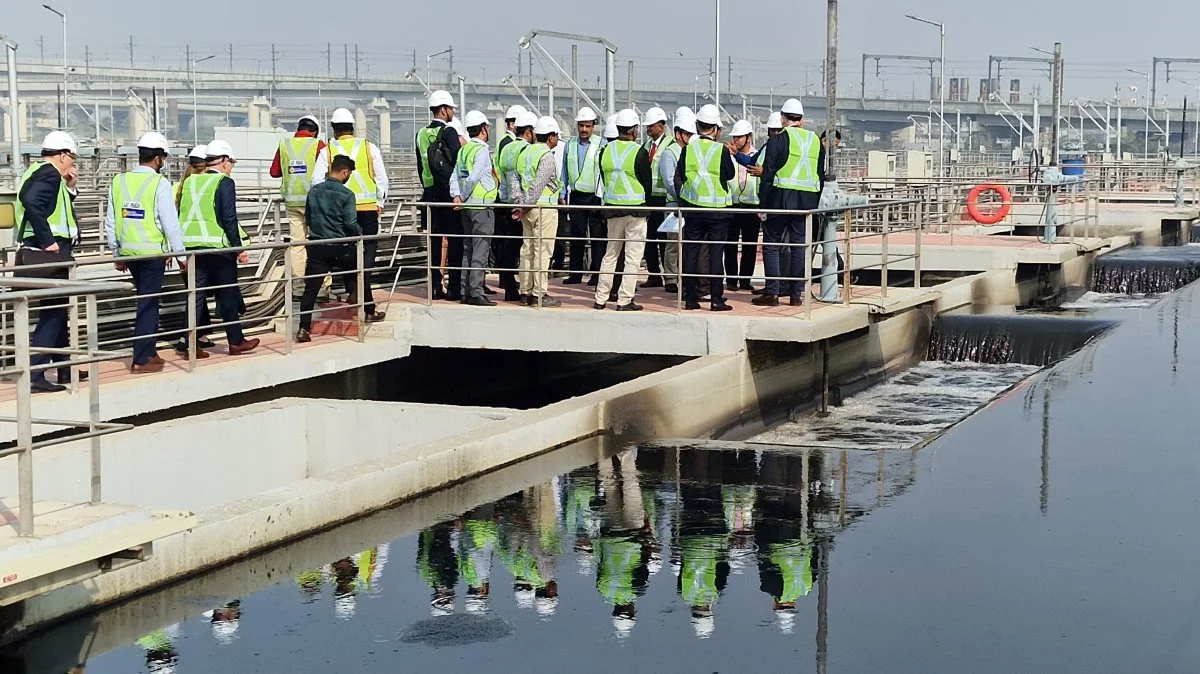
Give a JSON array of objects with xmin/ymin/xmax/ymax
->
[{"xmin": 0, "ymin": 203, "xmax": 1194, "ymax": 645}]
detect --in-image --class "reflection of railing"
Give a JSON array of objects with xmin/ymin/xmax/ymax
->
[
  {"xmin": 399, "ymin": 199, "xmax": 923, "ymax": 320},
  {"xmin": 0, "ymin": 277, "xmax": 135, "ymax": 537}
]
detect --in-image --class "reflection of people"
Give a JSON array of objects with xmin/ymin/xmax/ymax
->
[
  {"xmin": 203, "ymin": 600, "xmax": 242, "ymax": 645},
  {"xmin": 459, "ymin": 508, "xmax": 498, "ymax": 614},
  {"xmin": 331, "ymin": 556, "xmax": 360, "ymax": 620},
  {"xmin": 498, "ymin": 483, "xmax": 561, "ymax": 618},
  {"xmin": 759, "ymin": 538, "xmax": 814, "ymax": 634},
  {"xmin": 296, "ymin": 567, "xmax": 325, "ymax": 602},
  {"xmin": 595, "ymin": 450, "xmax": 652, "ymax": 639},
  {"xmin": 677, "ymin": 451, "xmax": 733, "ymax": 639},
  {"xmin": 418, "ymin": 524, "xmax": 460, "ymax": 616},
  {"xmin": 136, "ymin": 625, "xmax": 180, "ymax": 673},
  {"xmin": 755, "ymin": 452, "xmax": 820, "ymax": 634}
]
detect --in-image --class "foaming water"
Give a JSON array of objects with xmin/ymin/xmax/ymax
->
[
  {"xmin": 750, "ymin": 362, "xmax": 1039, "ymax": 450},
  {"xmin": 1060, "ymin": 291, "xmax": 1161, "ymax": 310}
]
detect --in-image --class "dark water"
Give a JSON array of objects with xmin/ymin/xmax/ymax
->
[
  {"xmin": 1090, "ymin": 245, "xmax": 1200, "ymax": 294},
  {"xmin": 928, "ymin": 314, "xmax": 1116, "ymax": 366},
  {"xmin": 8, "ymin": 284, "xmax": 1200, "ymax": 673}
]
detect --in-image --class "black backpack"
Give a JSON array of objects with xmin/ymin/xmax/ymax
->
[{"xmin": 426, "ymin": 133, "xmax": 456, "ymax": 186}]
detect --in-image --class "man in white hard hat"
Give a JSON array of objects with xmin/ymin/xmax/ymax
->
[
  {"xmin": 270, "ymin": 115, "xmax": 326, "ymax": 296},
  {"xmin": 655, "ymin": 110, "xmax": 695, "ymax": 296},
  {"xmin": 602, "ymin": 116, "xmax": 619, "ymax": 143},
  {"xmin": 755, "ymin": 98, "xmax": 826, "ymax": 308},
  {"xmin": 594, "ymin": 109, "xmax": 652, "ymax": 311},
  {"xmin": 725, "ymin": 119, "xmax": 762, "ymax": 293},
  {"xmin": 498, "ymin": 104, "xmax": 527, "ymax": 152},
  {"xmin": 511, "ymin": 116, "xmax": 564, "ymax": 307},
  {"xmin": 640, "ymin": 106, "xmax": 674, "ymax": 289},
  {"xmin": 104, "ymin": 132, "xmax": 186, "ymax": 374},
  {"xmin": 178, "ymin": 139, "xmax": 260, "ymax": 355},
  {"xmin": 14, "ymin": 131, "xmax": 80, "ymax": 393},
  {"xmin": 450, "ymin": 110, "xmax": 499, "ymax": 306},
  {"xmin": 495, "ymin": 110, "xmax": 537, "ymax": 302},
  {"xmin": 406, "ymin": 91, "xmax": 464, "ymax": 301},
  {"xmin": 674, "ymin": 104, "xmax": 735, "ymax": 311},
  {"xmin": 561, "ymin": 107, "xmax": 605, "ymax": 286},
  {"xmin": 311, "ymin": 106, "xmax": 389, "ymax": 320}
]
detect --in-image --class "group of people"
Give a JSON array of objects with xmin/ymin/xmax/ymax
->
[{"xmin": 413, "ymin": 89, "xmax": 833, "ymax": 313}]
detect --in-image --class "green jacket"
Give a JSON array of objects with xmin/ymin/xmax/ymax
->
[{"xmin": 304, "ymin": 179, "xmax": 361, "ymax": 240}]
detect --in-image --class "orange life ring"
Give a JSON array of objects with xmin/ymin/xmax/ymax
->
[{"xmin": 966, "ymin": 183, "xmax": 1012, "ymax": 225}]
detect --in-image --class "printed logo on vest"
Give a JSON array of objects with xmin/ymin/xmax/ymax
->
[
  {"xmin": 288, "ymin": 161, "xmax": 308, "ymax": 175},
  {"xmin": 121, "ymin": 203, "xmax": 146, "ymax": 219}
]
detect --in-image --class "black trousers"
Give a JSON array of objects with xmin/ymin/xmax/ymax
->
[
  {"xmin": 127, "ymin": 258, "xmax": 166, "ymax": 365},
  {"xmin": 567, "ymin": 191, "xmax": 604, "ymax": 279},
  {"xmin": 357, "ymin": 210, "xmax": 379, "ymax": 313},
  {"xmin": 493, "ymin": 206, "xmax": 522, "ymax": 291},
  {"xmin": 195, "ymin": 253, "xmax": 246, "ymax": 345},
  {"xmin": 27, "ymin": 237, "xmax": 73, "ymax": 383},
  {"xmin": 725, "ymin": 212, "xmax": 761, "ymax": 288},
  {"xmin": 683, "ymin": 215, "xmax": 731, "ymax": 305},
  {"xmin": 423, "ymin": 192, "xmax": 461, "ymax": 298},
  {"xmin": 300, "ymin": 243, "xmax": 359, "ymax": 331},
  {"xmin": 644, "ymin": 197, "xmax": 667, "ymax": 278}
]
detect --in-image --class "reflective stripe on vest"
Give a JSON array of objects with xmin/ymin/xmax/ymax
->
[
  {"xmin": 327, "ymin": 137, "xmax": 378, "ymax": 206},
  {"xmin": 565, "ymin": 138, "xmax": 601, "ymax": 194},
  {"xmin": 680, "ymin": 138, "xmax": 731, "ymax": 208},
  {"xmin": 601, "ymin": 140, "xmax": 645, "ymax": 206},
  {"xmin": 729, "ymin": 149, "xmax": 760, "ymax": 205},
  {"xmin": 519, "ymin": 143, "xmax": 557, "ymax": 206},
  {"xmin": 279, "ymin": 137, "xmax": 319, "ymax": 206},
  {"xmin": 416, "ymin": 126, "xmax": 442, "ymax": 189},
  {"xmin": 455, "ymin": 140, "xmax": 498, "ymax": 209},
  {"xmin": 497, "ymin": 138, "xmax": 529, "ymax": 203},
  {"xmin": 646, "ymin": 134, "xmax": 676, "ymax": 198},
  {"xmin": 773, "ymin": 127, "xmax": 821, "ymax": 192},
  {"xmin": 111, "ymin": 172, "xmax": 166, "ymax": 257},
  {"xmin": 15, "ymin": 162, "xmax": 78, "ymax": 241},
  {"xmin": 179, "ymin": 173, "xmax": 229, "ymax": 249}
]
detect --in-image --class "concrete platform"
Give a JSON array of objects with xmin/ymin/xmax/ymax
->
[{"xmin": 851, "ymin": 232, "xmax": 1113, "ymax": 273}]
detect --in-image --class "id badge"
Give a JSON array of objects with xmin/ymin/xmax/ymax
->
[
  {"xmin": 288, "ymin": 161, "xmax": 308, "ymax": 175},
  {"xmin": 122, "ymin": 202, "xmax": 146, "ymax": 220}
]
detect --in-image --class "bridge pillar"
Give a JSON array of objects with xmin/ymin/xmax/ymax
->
[
  {"xmin": 126, "ymin": 95, "xmax": 150, "ymax": 141},
  {"xmin": 370, "ymin": 98, "xmax": 391, "ymax": 150},
  {"xmin": 248, "ymin": 96, "xmax": 273, "ymax": 129},
  {"xmin": 353, "ymin": 107, "xmax": 367, "ymax": 139}
]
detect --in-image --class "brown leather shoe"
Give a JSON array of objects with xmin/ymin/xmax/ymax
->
[
  {"xmin": 228, "ymin": 338, "xmax": 261, "ymax": 355},
  {"xmin": 147, "ymin": 356, "xmax": 166, "ymax": 366},
  {"xmin": 130, "ymin": 360, "xmax": 165, "ymax": 374}
]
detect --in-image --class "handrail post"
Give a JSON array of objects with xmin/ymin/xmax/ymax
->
[
  {"xmin": 675, "ymin": 208, "xmax": 683, "ymax": 313},
  {"xmin": 68, "ymin": 264, "xmax": 79, "ymax": 391},
  {"xmin": 283, "ymin": 236, "xmax": 294, "ymax": 355},
  {"xmin": 356, "ymin": 238, "xmax": 367, "ymax": 342},
  {"xmin": 425, "ymin": 205, "xmax": 434, "ymax": 306},
  {"xmin": 914, "ymin": 199, "xmax": 923, "ymax": 290},
  {"xmin": 15, "ymin": 297, "xmax": 34, "ymax": 537},
  {"xmin": 881, "ymin": 204, "xmax": 890, "ymax": 299},
  {"xmin": 87, "ymin": 293, "xmax": 101, "ymax": 505},
  {"xmin": 804, "ymin": 236, "xmax": 812, "ymax": 320},
  {"xmin": 842, "ymin": 210, "xmax": 853, "ymax": 306},
  {"xmin": 186, "ymin": 253, "xmax": 197, "ymax": 373}
]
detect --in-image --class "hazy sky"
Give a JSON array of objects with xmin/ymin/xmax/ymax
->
[{"xmin": 7, "ymin": 0, "xmax": 1200, "ymax": 101}]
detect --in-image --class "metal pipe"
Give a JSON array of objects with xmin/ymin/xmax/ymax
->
[
  {"xmin": 714, "ymin": 0, "xmax": 720, "ymax": 114},
  {"xmin": 15, "ymin": 298, "xmax": 33, "ymax": 537},
  {"xmin": 1051, "ymin": 43, "xmax": 1062, "ymax": 164},
  {"xmin": 605, "ymin": 48, "xmax": 616, "ymax": 118},
  {"xmin": 547, "ymin": 83, "xmax": 555, "ymax": 120},
  {"xmin": 3, "ymin": 36, "xmax": 21, "ymax": 173},
  {"xmin": 827, "ymin": 0, "xmax": 838, "ymax": 178}
]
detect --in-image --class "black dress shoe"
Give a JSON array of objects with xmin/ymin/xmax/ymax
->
[
  {"xmin": 446, "ymin": 294, "xmax": 463, "ymax": 303},
  {"xmin": 726, "ymin": 282, "xmax": 740, "ymax": 292},
  {"xmin": 31, "ymin": 378, "xmax": 66, "ymax": 394},
  {"xmin": 56, "ymin": 369, "xmax": 88, "ymax": 383},
  {"xmin": 586, "ymin": 276, "xmax": 599, "ymax": 287},
  {"xmin": 641, "ymin": 277, "xmax": 664, "ymax": 289},
  {"xmin": 504, "ymin": 290, "xmax": 523, "ymax": 302},
  {"xmin": 684, "ymin": 302, "xmax": 702, "ymax": 311},
  {"xmin": 608, "ymin": 292, "xmax": 619, "ymax": 303},
  {"xmin": 482, "ymin": 286, "xmax": 497, "ymax": 295},
  {"xmin": 592, "ymin": 302, "xmax": 606, "ymax": 310},
  {"xmin": 466, "ymin": 296, "xmax": 497, "ymax": 307},
  {"xmin": 563, "ymin": 276, "xmax": 584, "ymax": 285},
  {"xmin": 752, "ymin": 294, "xmax": 780, "ymax": 307},
  {"xmin": 711, "ymin": 302, "xmax": 733, "ymax": 312},
  {"xmin": 750, "ymin": 288, "xmax": 766, "ymax": 296},
  {"xmin": 616, "ymin": 302, "xmax": 643, "ymax": 312},
  {"xmin": 432, "ymin": 289, "xmax": 449, "ymax": 301},
  {"xmin": 789, "ymin": 297, "xmax": 804, "ymax": 307},
  {"xmin": 664, "ymin": 284, "xmax": 679, "ymax": 295},
  {"xmin": 739, "ymin": 283, "xmax": 755, "ymax": 291}
]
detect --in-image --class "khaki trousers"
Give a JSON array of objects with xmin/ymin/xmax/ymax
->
[{"xmin": 519, "ymin": 207, "xmax": 558, "ymax": 298}]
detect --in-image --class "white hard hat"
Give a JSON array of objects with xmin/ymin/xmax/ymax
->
[
  {"xmin": 333, "ymin": 594, "xmax": 356, "ymax": 620},
  {"xmin": 297, "ymin": 115, "xmax": 320, "ymax": 132},
  {"xmin": 463, "ymin": 110, "xmax": 490, "ymax": 128},
  {"xmin": 674, "ymin": 106, "xmax": 694, "ymax": 121},
  {"xmin": 504, "ymin": 104, "xmax": 528, "ymax": 120},
  {"xmin": 781, "ymin": 98, "xmax": 805, "ymax": 116},
  {"xmin": 643, "ymin": 106, "xmax": 668, "ymax": 126},
  {"xmin": 41, "ymin": 131, "xmax": 77, "ymax": 154},
  {"xmin": 615, "ymin": 108, "xmax": 640, "ymax": 129},
  {"xmin": 188, "ymin": 144, "xmax": 208, "ymax": 160},
  {"xmin": 205, "ymin": 140, "xmax": 235, "ymax": 161},
  {"xmin": 775, "ymin": 608, "xmax": 796, "ymax": 635},
  {"xmin": 767, "ymin": 112, "xmax": 784, "ymax": 130},
  {"xmin": 514, "ymin": 587, "xmax": 535, "ymax": 609},
  {"xmin": 575, "ymin": 107, "xmax": 598, "ymax": 123},
  {"xmin": 136, "ymin": 132, "xmax": 170, "ymax": 152},
  {"xmin": 730, "ymin": 120, "xmax": 754, "ymax": 137},
  {"xmin": 691, "ymin": 614, "xmax": 716, "ymax": 639},
  {"xmin": 674, "ymin": 113, "xmax": 697, "ymax": 136},
  {"xmin": 612, "ymin": 615, "xmax": 636, "ymax": 639},
  {"xmin": 448, "ymin": 119, "xmax": 466, "ymax": 138},
  {"xmin": 534, "ymin": 116, "xmax": 560, "ymax": 135},
  {"xmin": 464, "ymin": 595, "xmax": 489, "ymax": 614},
  {"xmin": 696, "ymin": 104, "xmax": 722, "ymax": 127},
  {"xmin": 534, "ymin": 595, "xmax": 559, "ymax": 617},
  {"xmin": 429, "ymin": 89, "xmax": 457, "ymax": 108},
  {"xmin": 331, "ymin": 108, "xmax": 355, "ymax": 125},
  {"xmin": 515, "ymin": 111, "xmax": 538, "ymax": 129},
  {"xmin": 210, "ymin": 619, "xmax": 239, "ymax": 645},
  {"xmin": 603, "ymin": 117, "xmax": 618, "ymax": 140}
]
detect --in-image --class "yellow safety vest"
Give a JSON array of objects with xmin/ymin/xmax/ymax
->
[
  {"xmin": 279, "ymin": 136, "xmax": 320, "ymax": 207},
  {"xmin": 327, "ymin": 136, "xmax": 379, "ymax": 210}
]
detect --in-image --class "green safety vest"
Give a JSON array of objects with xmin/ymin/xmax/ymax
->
[
  {"xmin": 770, "ymin": 540, "xmax": 813, "ymax": 603},
  {"xmin": 597, "ymin": 536, "xmax": 640, "ymax": 606},
  {"xmin": 109, "ymin": 171, "xmax": 167, "ymax": 257},
  {"xmin": 519, "ymin": 143, "xmax": 557, "ymax": 206},
  {"xmin": 565, "ymin": 137, "xmax": 601, "ymax": 194},
  {"xmin": 773, "ymin": 126, "xmax": 821, "ymax": 192},
  {"xmin": 136, "ymin": 629, "xmax": 175, "ymax": 653},
  {"xmin": 455, "ymin": 140, "xmax": 498, "ymax": 209},
  {"xmin": 459, "ymin": 519, "xmax": 498, "ymax": 588},
  {"xmin": 600, "ymin": 140, "xmax": 645, "ymax": 207},
  {"xmin": 179, "ymin": 173, "xmax": 231, "ymax": 249},
  {"xmin": 497, "ymin": 138, "xmax": 528, "ymax": 203},
  {"xmin": 680, "ymin": 535, "xmax": 724, "ymax": 606},
  {"xmin": 15, "ymin": 162, "xmax": 78, "ymax": 241},
  {"xmin": 729, "ymin": 151, "xmax": 762, "ymax": 206},
  {"xmin": 680, "ymin": 137, "xmax": 731, "ymax": 208},
  {"xmin": 645, "ymin": 134, "xmax": 676, "ymax": 198},
  {"xmin": 327, "ymin": 136, "xmax": 378, "ymax": 207},
  {"xmin": 279, "ymin": 136, "xmax": 320, "ymax": 206},
  {"xmin": 416, "ymin": 125, "xmax": 443, "ymax": 189}
]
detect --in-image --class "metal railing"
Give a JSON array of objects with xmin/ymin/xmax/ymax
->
[
  {"xmin": 0, "ymin": 277, "xmax": 135, "ymax": 537},
  {"xmin": 400, "ymin": 199, "xmax": 924, "ymax": 320}
]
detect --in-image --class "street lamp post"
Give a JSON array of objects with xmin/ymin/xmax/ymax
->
[
  {"xmin": 191, "ymin": 55, "xmax": 215, "ymax": 145},
  {"xmin": 1178, "ymin": 79, "xmax": 1200, "ymax": 156},
  {"xmin": 769, "ymin": 83, "xmax": 789, "ymax": 112},
  {"xmin": 907, "ymin": 14, "xmax": 945, "ymax": 176},
  {"xmin": 1129, "ymin": 69, "xmax": 1151, "ymax": 157},
  {"xmin": 42, "ymin": 4, "xmax": 66, "ymax": 129},
  {"xmin": 694, "ymin": 72, "xmax": 714, "ymax": 109}
]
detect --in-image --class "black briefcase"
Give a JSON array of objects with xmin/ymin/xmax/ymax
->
[{"xmin": 13, "ymin": 247, "xmax": 74, "ymax": 280}]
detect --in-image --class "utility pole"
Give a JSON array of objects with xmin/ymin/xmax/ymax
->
[
  {"xmin": 84, "ymin": 45, "xmax": 89, "ymax": 75},
  {"xmin": 627, "ymin": 60, "xmax": 634, "ymax": 108},
  {"xmin": 344, "ymin": 44, "xmax": 349, "ymax": 80},
  {"xmin": 826, "ymin": 0, "xmax": 837, "ymax": 178},
  {"xmin": 271, "ymin": 44, "xmax": 278, "ymax": 87},
  {"xmin": 38, "ymin": 36, "xmax": 44, "ymax": 64},
  {"xmin": 354, "ymin": 44, "xmax": 361, "ymax": 81},
  {"xmin": 1051, "ymin": 42, "xmax": 1062, "ymax": 165},
  {"xmin": 185, "ymin": 44, "xmax": 191, "ymax": 73},
  {"xmin": 226, "ymin": 44, "xmax": 233, "ymax": 72},
  {"xmin": 128, "ymin": 36, "xmax": 134, "ymax": 68},
  {"xmin": 447, "ymin": 46, "xmax": 453, "ymax": 84},
  {"xmin": 324, "ymin": 43, "xmax": 332, "ymax": 77},
  {"xmin": 412, "ymin": 49, "xmax": 417, "ymax": 70},
  {"xmin": 571, "ymin": 45, "xmax": 579, "ymax": 114},
  {"xmin": 727, "ymin": 56, "xmax": 733, "ymax": 95}
]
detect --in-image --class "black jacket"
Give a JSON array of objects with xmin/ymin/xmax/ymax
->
[
  {"xmin": 415, "ymin": 120, "xmax": 461, "ymax": 201},
  {"xmin": 210, "ymin": 170, "xmax": 243, "ymax": 249},
  {"xmin": 759, "ymin": 129, "xmax": 827, "ymax": 212},
  {"xmin": 18, "ymin": 163, "xmax": 76, "ymax": 248}
]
